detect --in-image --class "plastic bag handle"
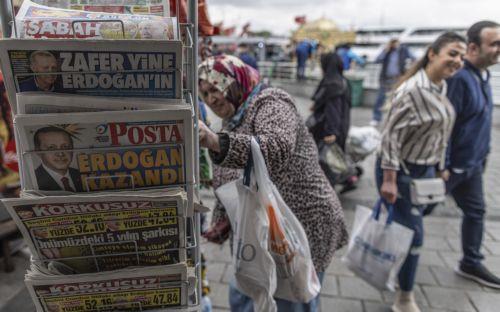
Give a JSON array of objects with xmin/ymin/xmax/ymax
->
[
  {"xmin": 371, "ymin": 198, "xmax": 394, "ymax": 225},
  {"xmin": 243, "ymin": 137, "xmax": 260, "ymax": 186}
]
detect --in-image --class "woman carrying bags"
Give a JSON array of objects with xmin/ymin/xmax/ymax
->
[
  {"xmin": 197, "ymin": 54, "xmax": 348, "ymax": 311},
  {"xmin": 376, "ymin": 32, "xmax": 466, "ymax": 312},
  {"xmin": 309, "ymin": 51, "xmax": 351, "ymax": 150},
  {"xmin": 308, "ymin": 51, "xmax": 354, "ymax": 191}
]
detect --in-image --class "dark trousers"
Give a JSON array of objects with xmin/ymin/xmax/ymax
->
[
  {"xmin": 449, "ymin": 166, "xmax": 486, "ymax": 266},
  {"xmin": 375, "ymin": 158, "xmax": 435, "ymax": 291},
  {"xmin": 423, "ymin": 165, "xmax": 486, "ymax": 266}
]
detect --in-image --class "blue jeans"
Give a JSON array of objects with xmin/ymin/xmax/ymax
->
[
  {"xmin": 372, "ymin": 78, "xmax": 398, "ymax": 122},
  {"xmin": 229, "ymin": 272, "xmax": 325, "ymax": 312},
  {"xmin": 375, "ymin": 158, "xmax": 435, "ymax": 291}
]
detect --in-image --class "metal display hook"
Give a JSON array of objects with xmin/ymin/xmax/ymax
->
[{"xmin": 0, "ymin": 0, "xmax": 17, "ymax": 38}]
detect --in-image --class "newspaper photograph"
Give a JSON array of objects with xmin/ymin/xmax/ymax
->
[
  {"xmin": 2, "ymin": 189, "xmax": 188, "ymax": 273},
  {"xmin": 35, "ymin": 0, "xmax": 171, "ymax": 17},
  {"xmin": 17, "ymin": 0, "xmax": 177, "ymax": 40},
  {"xmin": 0, "ymin": 39, "xmax": 182, "ymax": 112},
  {"xmin": 16, "ymin": 93, "xmax": 187, "ymax": 114},
  {"xmin": 15, "ymin": 108, "xmax": 194, "ymax": 192},
  {"xmin": 26, "ymin": 263, "xmax": 189, "ymax": 311}
]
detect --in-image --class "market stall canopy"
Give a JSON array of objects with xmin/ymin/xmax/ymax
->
[
  {"xmin": 170, "ymin": 0, "xmax": 215, "ymax": 36},
  {"xmin": 292, "ymin": 17, "xmax": 355, "ymax": 48}
]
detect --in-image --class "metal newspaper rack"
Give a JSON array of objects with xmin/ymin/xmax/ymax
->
[{"xmin": 0, "ymin": 0, "xmax": 202, "ymax": 310}]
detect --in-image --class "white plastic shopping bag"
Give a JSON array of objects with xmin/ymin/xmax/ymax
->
[
  {"xmin": 249, "ymin": 137, "xmax": 320, "ymax": 303},
  {"xmin": 215, "ymin": 137, "xmax": 320, "ymax": 306},
  {"xmin": 216, "ymin": 172, "xmax": 277, "ymax": 311},
  {"xmin": 342, "ymin": 199, "xmax": 414, "ymax": 291}
]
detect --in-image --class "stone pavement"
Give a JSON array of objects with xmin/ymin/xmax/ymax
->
[{"xmin": 200, "ymin": 209, "xmax": 500, "ymax": 312}]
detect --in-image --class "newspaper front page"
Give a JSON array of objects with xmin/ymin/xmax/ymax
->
[
  {"xmin": 15, "ymin": 108, "xmax": 194, "ymax": 193},
  {"xmin": 35, "ymin": 0, "xmax": 171, "ymax": 17},
  {"xmin": 25, "ymin": 263, "xmax": 189, "ymax": 311},
  {"xmin": 2, "ymin": 189, "xmax": 188, "ymax": 273},
  {"xmin": 17, "ymin": 0, "xmax": 176, "ymax": 40},
  {"xmin": 0, "ymin": 39, "xmax": 182, "ymax": 113}
]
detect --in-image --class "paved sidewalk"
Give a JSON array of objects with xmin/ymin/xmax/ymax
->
[{"xmin": 200, "ymin": 208, "xmax": 500, "ymax": 312}]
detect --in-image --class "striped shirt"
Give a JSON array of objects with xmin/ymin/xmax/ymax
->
[{"xmin": 380, "ymin": 69, "xmax": 456, "ymax": 171}]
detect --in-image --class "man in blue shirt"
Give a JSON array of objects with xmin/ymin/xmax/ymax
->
[
  {"xmin": 295, "ymin": 40, "xmax": 314, "ymax": 80},
  {"xmin": 370, "ymin": 39, "xmax": 414, "ymax": 126},
  {"xmin": 444, "ymin": 21, "xmax": 500, "ymax": 288},
  {"xmin": 237, "ymin": 43, "xmax": 258, "ymax": 71},
  {"xmin": 336, "ymin": 43, "xmax": 365, "ymax": 70}
]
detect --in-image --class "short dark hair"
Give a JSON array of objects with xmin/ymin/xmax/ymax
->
[
  {"xmin": 467, "ymin": 21, "xmax": 499, "ymax": 46},
  {"xmin": 34, "ymin": 127, "xmax": 72, "ymax": 150}
]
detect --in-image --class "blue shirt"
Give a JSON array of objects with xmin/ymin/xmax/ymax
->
[
  {"xmin": 386, "ymin": 51, "xmax": 401, "ymax": 78},
  {"xmin": 446, "ymin": 60, "xmax": 493, "ymax": 169},
  {"xmin": 336, "ymin": 47, "xmax": 365, "ymax": 70},
  {"xmin": 239, "ymin": 52, "xmax": 258, "ymax": 70}
]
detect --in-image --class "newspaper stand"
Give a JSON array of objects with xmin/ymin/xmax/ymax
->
[{"xmin": 0, "ymin": 0, "xmax": 202, "ymax": 310}]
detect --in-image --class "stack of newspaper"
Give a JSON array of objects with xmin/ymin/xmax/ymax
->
[
  {"xmin": 16, "ymin": 0, "xmax": 177, "ymax": 40},
  {"xmin": 0, "ymin": 1, "xmax": 200, "ymax": 311},
  {"xmin": 25, "ymin": 263, "xmax": 192, "ymax": 311},
  {"xmin": 4, "ymin": 189, "xmax": 189, "ymax": 274},
  {"xmin": 15, "ymin": 104, "xmax": 194, "ymax": 193}
]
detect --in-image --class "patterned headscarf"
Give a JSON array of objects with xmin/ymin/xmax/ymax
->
[{"xmin": 198, "ymin": 54, "xmax": 260, "ymax": 111}]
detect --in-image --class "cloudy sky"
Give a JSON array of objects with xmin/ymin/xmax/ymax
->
[{"xmin": 206, "ymin": 0, "xmax": 500, "ymax": 35}]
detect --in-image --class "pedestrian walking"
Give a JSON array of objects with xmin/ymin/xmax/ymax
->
[
  {"xmin": 295, "ymin": 40, "xmax": 314, "ymax": 80},
  {"xmin": 237, "ymin": 42, "xmax": 258, "ymax": 71},
  {"xmin": 309, "ymin": 52, "xmax": 351, "ymax": 150},
  {"xmin": 197, "ymin": 54, "xmax": 348, "ymax": 312},
  {"xmin": 371, "ymin": 38, "xmax": 415, "ymax": 126},
  {"xmin": 376, "ymin": 32, "xmax": 466, "ymax": 312},
  {"xmin": 336, "ymin": 43, "xmax": 366, "ymax": 70},
  {"xmin": 308, "ymin": 52, "xmax": 357, "ymax": 190},
  {"xmin": 427, "ymin": 21, "xmax": 500, "ymax": 289}
]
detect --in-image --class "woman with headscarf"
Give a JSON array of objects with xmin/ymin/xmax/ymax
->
[
  {"xmin": 308, "ymin": 52, "xmax": 354, "ymax": 190},
  {"xmin": 309, "ymin": 51, "xmax": 351, "ymax": 150},
  {"xmin": 198, "ymin": 54, "xmax": 348, "ymax": 311}
]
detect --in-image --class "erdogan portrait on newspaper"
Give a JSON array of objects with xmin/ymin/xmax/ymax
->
[
  {"xmin": 18, "ymin": 50, "xmax": 62, "ymax": 92},
  {"xmin": 33, "ymin": 126, "xmax": 83, "ymax": 192}
]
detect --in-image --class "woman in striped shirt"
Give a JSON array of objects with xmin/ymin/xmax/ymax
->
[{"xmin": 376, "ymin": 32, "xmax": 466, "ymax": 312}]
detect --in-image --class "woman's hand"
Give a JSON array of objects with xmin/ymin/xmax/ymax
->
[
  {"xmin": 438, "ymin": 169, "xmax": 450, "ymax": 182},
  {"xmin": 324, "ymin": 134, "xmax": 337, "ymax": 144},
  {"xmin": 199, "ymin": 120, "xmax": 220, "ymax": 152},
  {"xmin": 381, "ymin": 169, "xmax": 398, "ymax": 204},
  {"xmin": 381, "ymin": 181, "xmax": 398, "ymax": 204}
]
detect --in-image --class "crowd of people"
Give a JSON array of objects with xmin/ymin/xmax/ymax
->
[
  {"xmin": 0, "ymin": 8, "xmax": 498, "ymax": 311},
  {"xmin": 197, "ymin": 20, "xmax": 500, "ymax": 312}
]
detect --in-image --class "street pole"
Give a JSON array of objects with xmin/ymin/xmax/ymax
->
[{"xmin": 0, "ymin": 0, "xmax": 14, "ymax": 38}]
